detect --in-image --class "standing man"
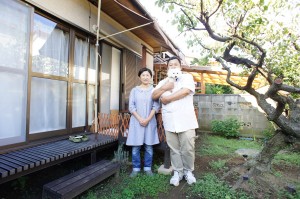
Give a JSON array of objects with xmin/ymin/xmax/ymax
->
[{"xmin": 152, "ymin": 56, "xmax": 198, "ymax": 186}]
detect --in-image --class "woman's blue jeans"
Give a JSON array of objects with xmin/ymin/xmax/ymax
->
[{"xmin": 132, "ymin": 145, "xmax": 153, "ymax": 171}]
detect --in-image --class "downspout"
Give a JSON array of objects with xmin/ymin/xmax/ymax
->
[{"xmin": 94, "ymin": 0, "xmax": 101, "ymax": 133}]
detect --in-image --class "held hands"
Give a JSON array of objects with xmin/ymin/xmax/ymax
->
[{"xmin": 139, "ymin": 118, "xmax": 149, "ymax": 127}]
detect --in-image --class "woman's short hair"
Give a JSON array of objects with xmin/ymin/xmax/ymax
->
[
  {"xmin": 167, "ymin": 56, "xmax": 181, "ymax": 66},
  {"xmin": 138, "ymin": 67, "xmax": 152, "ymax": 77}
]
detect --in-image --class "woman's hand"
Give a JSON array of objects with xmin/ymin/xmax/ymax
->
[{"xmin": 139, "ymin": 118, "xmax": 149, "ymax": 127}]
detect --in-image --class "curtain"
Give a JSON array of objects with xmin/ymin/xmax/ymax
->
[
  {"xmin": 88, "ymin": 45, "xmax": 96, "ymax": 83},
  {"xmin": 30, "ymin": 78, "xmax": 67, "ymax": 134},
  {"xmin": 32, "ymin": 14, "xmax": 69, "ymax": 77},
  {"xmin": 110, "ymin": 47, "xmax": 121, "ymax": 111},
  {"xmin": 100, "ymin": 43, "xmax": 112, "ymax": 114},
  {"xmin": 0, "ymin": 0, "xmax": 30, "ymax": 146},
  {"xmin": 88, "ymin": 85, "xmax": 95, "ymax": 125},
  {"xmin": 73, "ymin": 37, "xmax": 88, "ymax": 80},
  {"xmin": 72, "ymin": 83, "xmax": 86, "ymax": 127}
]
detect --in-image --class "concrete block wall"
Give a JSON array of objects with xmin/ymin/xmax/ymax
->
[{"xmin": 194, "ymin": 94, "xmax": 272, "ymax": 137}]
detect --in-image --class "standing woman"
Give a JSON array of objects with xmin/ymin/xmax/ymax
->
[{"xmin": 126, "ymin": 67, "xmax": 160, "ymax": 177}]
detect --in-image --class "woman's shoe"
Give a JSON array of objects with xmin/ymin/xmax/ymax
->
[
  {"xmin": 129, "ymin": 171, "xmax": 140, "ymax": 178},
  {"xmin": 145, "ymin": 170, "xmax": 154, "ymax": 176}
]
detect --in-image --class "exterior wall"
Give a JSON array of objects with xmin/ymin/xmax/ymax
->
[
  {"xmin": 24, "ymin": 0, "xmax": 153, "ymax": 55},
  {"xmin": 194, "ymin": 94, "xmax": 272, "ymax": 137},
  {"xmin": 146, "ymin": 52, "xmax": 154, "ymax": 71}
]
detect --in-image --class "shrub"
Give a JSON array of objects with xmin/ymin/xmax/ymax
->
[
  {"xmin": 211, "ymin": 118, "xmax": 241, "ymax": 138},
  {"xmin": 261, "ymin": 126, "xmax": 275, "ymax": 140}
]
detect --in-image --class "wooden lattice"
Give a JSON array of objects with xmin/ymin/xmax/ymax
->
[
  {"xmin": 156, "ymin": 113, "xmax": 166, "ymax": 142},
  {"xmin": 93, "ymin": 112, "xmax": 166, "ymax": 143},
  {"xmin": 96, "ymin": 113, "xmax": 119, "ymax": 139},
  {"xmin": 118, "ymin": 113, "xmax": 130, "ymax": 137}
]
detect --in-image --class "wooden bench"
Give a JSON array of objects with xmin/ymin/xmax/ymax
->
[{"xmin": 42, "ymin": 160, "xmax": 120, "ymax": 199}]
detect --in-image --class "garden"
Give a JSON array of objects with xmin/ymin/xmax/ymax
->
[
  {"xmin": 0, "ymin": 117, "xmax": 299, "ymax": 199},
  {"xmin": 76, "ymin": 119, "xmax": 300, "ymax": 199}
]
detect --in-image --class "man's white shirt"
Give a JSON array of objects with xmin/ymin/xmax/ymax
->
[{"xmin": 153, "ymin": 73, "xmax": 199, "ymax": 132}]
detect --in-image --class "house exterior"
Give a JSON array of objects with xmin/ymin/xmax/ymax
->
[{"xmin": 0, "ymin": 0, "xmax": 180, "ymax": 150}]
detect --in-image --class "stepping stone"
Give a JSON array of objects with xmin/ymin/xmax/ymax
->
[{"xmin": 235, "ymin": 148, "xmax": 260, "ymax": 158}]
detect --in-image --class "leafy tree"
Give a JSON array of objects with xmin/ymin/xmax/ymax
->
[
  {"xmin": 205, "ymin": 83, "xmax": 233, "ymax": 94},
  {"xmin": 156, "ymin": 0, "xmax": 300, "ymax": 190}
]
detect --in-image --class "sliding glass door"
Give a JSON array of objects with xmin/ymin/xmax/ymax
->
[{"xmin": 0, "ymin": 1, "xmax": 31, "ymax": 146}]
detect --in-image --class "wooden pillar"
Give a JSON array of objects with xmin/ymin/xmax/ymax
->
[
  {"xmin": 155, "ymin": 70, "xmax": 158, "ymax": 85},
  {"xmin": 142, "ymin": 45, "xmax": 146, "ymax": 67},
  {"xmin": 201, "ymin": 72, "xmax": 206, "ymax": 94}
]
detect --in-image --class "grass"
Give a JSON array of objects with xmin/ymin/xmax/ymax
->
[
  {"xmin": 197, "ymin": 134, "xmax": 262, "ymax": 156},
  {"xmin": 80, "ymin": 170, "xmax": 170, "ymax": 199},
  {"xmin": 79, "ymin": 134, "xmax": 300, "ymax": 199},
  {"xmin": 209, "ymin": 159, "xmax": 227, "ymax": 170},
  {"xmin": 273, "ymin": 152, "xmax": 300, "ymax": 166},
  {"xmin": 188, "ymin": 173, "xmax": 252, "ymax": 199}
]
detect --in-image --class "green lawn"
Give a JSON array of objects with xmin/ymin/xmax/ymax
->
[{"xmin": 197, "ymin": 135, "xmax": 262, "ymax": 156}]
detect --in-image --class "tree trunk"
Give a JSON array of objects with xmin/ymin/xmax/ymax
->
[
  {"xmin": 231, "ymin": 130, "xmax": 288, "ymax": 190},
  {"xmin": 254, "ymin": 130, "xmax": 288, "ymax": 172}
]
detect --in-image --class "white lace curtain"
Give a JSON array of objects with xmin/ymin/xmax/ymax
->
[
  {"xmin": 73, "ymin": 38, "xmax": 88, "ymax": 80},
  {"xmin": 30, "ymin": 78, "xmax": 67, "ymax": 134},
  {"xmin": 30, "ymin": 15, "xmax": 70, "ymax": 134},
  {"xmin": 0, "ymin": 0, "xmax": 30, "ymax": 146},
  {"xmin": 32, "ymin": 14, "xmax": 69, "ymax": 77}
]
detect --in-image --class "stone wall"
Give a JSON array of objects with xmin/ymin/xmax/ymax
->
[{"xmin": 194, "ymin": 94, "xmax": 272, "ymax": 137}]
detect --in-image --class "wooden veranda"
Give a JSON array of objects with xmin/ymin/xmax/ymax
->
[{"xmin": 0, "ymin": 112, "xmax": 169, "ymax": 185}]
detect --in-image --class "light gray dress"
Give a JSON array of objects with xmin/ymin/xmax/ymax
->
[{"xmin": 126, "ymin": 86, "xmax": 160, "ymax": 146}]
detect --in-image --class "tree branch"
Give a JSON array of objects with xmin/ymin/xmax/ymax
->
[
  {"xmin": 208, "ymin": 0, "xmax": 223, "ymax": 18},
  {"xmin": 180, "ymin": 8, "xmax": 196, "ymax": 29},
  {"xmin": 293, "ymin": 42, "xmax": 300, "ymax": 51},
  {"xmin": 223, "ymin": 42, "xmax": 256, "ymax": 67},
  {"xmin": 245, "ymin": 67, "xmax": 258, "ymax": 89},
  {"xmin": 215, "ymin": 56, "xmax": 244, "ymax": 90},
  {"xmin": 164, "ymin": 1, "xmax": 194, "ymax": 9},
  {"xmin": 234, "ymin": 11, "xmax": 247, "ymax": 35},
  {"xmin": 280, "ymin": 84, "xmax": 300, "ymax": 94},
  {"xmin": 233, "ymin": 35, "xmax": 266, "ymax": 67},
  {"xmin": 197, "ymin": 0, "xmax": 231, "ymax": 42}
]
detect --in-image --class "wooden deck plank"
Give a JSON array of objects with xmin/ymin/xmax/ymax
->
[
  {"xmin": 20, "ymin": 150, "xmax": 52, "ymax": 163},
  {"xmin": 0, "ymin": 167, "xmax": 8, "ymax": 178},
  {"xmin": 0, "ymin": 160, "xmax": 23, "ymax": 173},
  {"xmin": 0, "ymin": 157, "xmax": 26, "ymax": 172},
  {"xmin": 1, "ymin": 154, "xmax": 34, "ymax": 169},
  {"xmin": 25, "ymin": 147, "xmax": 60, "ymax": 161},
  {"xmin": 0, "ymin": 133, "xmax": 118, "ymax": 184},
  {"xmin": 0, "ymin": 163, "xmax": 16, "ymax": 175},
  {"xmin": 4, "ymin": 153, "xmax": 39, "ymax": 168},
  {"xmin": 60, "ymin": 162, "xmax": 119, "ymax": 197},
  {"xmin": 11, "ymin": 151, "xmax": 44, "ymax": 165},
  {"xmin": 44, "ymin": 160, "xmax": 109, "ymax": 189},
  {"xmin": 35, "ymin": 141, "xmax": 74, "ymax": 158},
  {"xmin": 43, "ymin": 160, "xmax": 120, "ymax": 199},
  {"xmin": 31, "ymin": 147, "xmax": 62, "ymax": 160},
  {"xmin": 35, "ymin": 147, "xmax": 62, "ymax": 160}
]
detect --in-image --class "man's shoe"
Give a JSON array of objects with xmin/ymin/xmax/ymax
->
[
  {"xmin": 184, "ymin": 171, "xmax": 196, "ymax": 185},
  {"xmin": 145, "ymin": 170, "xmax": 154, "ymax": 176},
  {"xmin": 170, "ymin": 171, "xmax": 183, "ymax": 186},
  {"xmin": 129, "ymin": 171, "xmax": 140, "ymax": 178}
]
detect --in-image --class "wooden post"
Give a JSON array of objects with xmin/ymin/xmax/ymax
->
[
  {"xmin": 201, "ymin": 72, "xmax": 205, "ymax": 94},
  {"xmin": 91, "ymin": 150, "xmax": 97, "ymax": 164},
  {"xmin": 142, "ymin": 45, "xmax": 146, "ymax": 67},
  {"xmin": 163, "ymin": 143, "xmax": 171, "ymax": 169}
]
